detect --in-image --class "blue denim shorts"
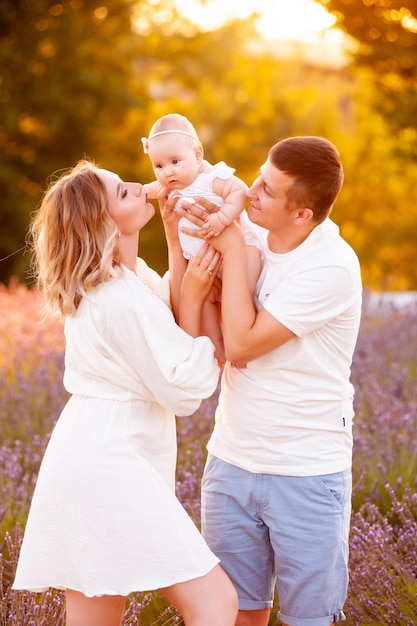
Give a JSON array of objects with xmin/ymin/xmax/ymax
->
[{"xmin": 201, "ymin": 455, "xmax": 351, "ymax": 626}]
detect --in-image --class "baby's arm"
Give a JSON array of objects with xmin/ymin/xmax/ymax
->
[
  {"xmin": 202, "ymin": 176, "xmax": 247, "ymax": 238},
  {"xmin": 143, "ymin": 180, "xmax": 163, "ymax": 199}
]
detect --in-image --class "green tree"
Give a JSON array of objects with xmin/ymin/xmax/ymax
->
[
  {"xmin": 330, "ymin": 67, "xmax": 417, "ymax": 291},
  {"xmin": 1, "ymin": 0, "xmax": 346, "ymax": 283},
  {"xmin": 2, "ymin": 0, "xmax": 416, "ymax": 289},
  {"xmin": 315, "ymin": 0, "xmax": 417, "ymax": 155},
  {"xmin": 0, "ymin": 0, "xmax": 262, "ymax": 281},
  {"xmin": 0, "ymin": 0, "xmax": 143, "ymax": 282}
]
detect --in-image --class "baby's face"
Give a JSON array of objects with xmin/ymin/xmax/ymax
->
[{"xmin": 147, "ymin": 134, "xmax": 203, "ymax": 190}]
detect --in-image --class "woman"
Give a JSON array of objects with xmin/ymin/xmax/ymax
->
[{"xmin": 12, "ymin": 160, "xmax": 237, "ymax": 626}]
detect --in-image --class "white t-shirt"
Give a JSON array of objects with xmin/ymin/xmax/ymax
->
[{"xmin": 207, "ymin": 218, "xmax": 362, "ymax": 476}]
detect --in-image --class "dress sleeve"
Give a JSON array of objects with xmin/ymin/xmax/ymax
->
[
  {"xmin": 134, "ymin": 258, "xmax": 171, "ymax": 308},
  {"xmin": 102, "ymin": 276, "xmax": 219, "ymax": 415}
]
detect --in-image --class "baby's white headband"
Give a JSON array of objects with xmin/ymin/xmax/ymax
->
[{"xmin": 141, "ymin": 130, "xmax": 200, "ymax": 154}]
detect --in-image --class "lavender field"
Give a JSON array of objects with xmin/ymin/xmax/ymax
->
[{"xmin": 1, "ymin": 282, "xmax": 416, "ymax": 625}]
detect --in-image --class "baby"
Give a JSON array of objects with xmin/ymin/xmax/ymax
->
[{"xmin": 142, "ymin": 113, "xmax": 261, "ymax": 367}]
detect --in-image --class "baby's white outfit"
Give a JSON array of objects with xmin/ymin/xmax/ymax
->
[
  {"xmin": 174, "ymin": 161, "xmax": 261, "ymax": 258},
  {"xmin": 175, "ymin": 161, "xmax": 234, "ymax": 259}
]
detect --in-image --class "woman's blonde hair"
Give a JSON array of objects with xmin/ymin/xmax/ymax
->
[{"xmin": 30, "ymin": 159, "xmax": 120, "ymax": 317}]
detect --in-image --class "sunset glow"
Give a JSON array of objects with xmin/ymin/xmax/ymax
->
[{"xmin": 174, "ymin": 0, "xmax": 342, "ymax": 45}]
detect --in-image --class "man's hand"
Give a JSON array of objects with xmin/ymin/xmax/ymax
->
[
  {"xmin": 176, "ymin": 197, "xmax": 245, "ymax": 255},
  {"xmin": 201, "ymin": 212, "xmax": 227, "ymax": 239}
]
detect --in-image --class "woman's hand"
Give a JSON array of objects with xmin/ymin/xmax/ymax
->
[
  {"xmin": 181, "ymin": 243, "xmax": 222, "ymax": 306},
  {"xmin": 178, "ymin": 243, "xmax": 222, "ymax": 339},
  {"xmin": 158, "ymin": 190, "xmax": 181, "ymax": 244}
]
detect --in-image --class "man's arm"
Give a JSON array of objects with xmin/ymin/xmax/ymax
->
[
  {"xmin": 177, "ymin": 200, "xmax": 295, "ymax": 362},
  {"xmin": 216, "ymin": 223, "xmax": 295, "ymax": 362}
]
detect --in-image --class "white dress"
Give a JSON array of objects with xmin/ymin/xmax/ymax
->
[{"xmin": 13, "ymin": 260, "xmax": 220, "ymax": 597}]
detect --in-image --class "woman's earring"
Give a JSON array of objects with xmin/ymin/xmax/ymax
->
[{"xmin": 117, "ymin": 231, "xmax": 121, "ymax": 239}]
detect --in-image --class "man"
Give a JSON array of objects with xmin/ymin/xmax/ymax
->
[{"xmin": 183, "ymin": 136, "xmax": 362, "ymax": 626}]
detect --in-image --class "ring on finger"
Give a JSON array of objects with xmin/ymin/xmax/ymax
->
[{"xmin": 207, "ymin": 267, "xmax": 213, "ymax": 276}]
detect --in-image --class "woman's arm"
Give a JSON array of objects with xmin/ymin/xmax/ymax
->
[
  {"xmin": 159, "ymin": 193, "xmax": 187, "ymax": 321},
  {"xmin": 158, "ymin": 192, "xmax": 221, "ymax": 333},
  {"xmin": 179, "ymin": 244, "xmax": 222, "ymax": 338}
]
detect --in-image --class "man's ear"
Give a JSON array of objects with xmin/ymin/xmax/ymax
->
[
  {"xmin": 195, "ymin": 144, "xmax": 204, "ymax": 162},
  {"xmin": 295, "ymin": 207, "xmax": 314, "ymax": 224}
]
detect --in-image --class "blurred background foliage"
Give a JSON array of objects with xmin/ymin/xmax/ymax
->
[{"xmin": 1, "ymin": 0, "xmax": 416, "ymax": 289}]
